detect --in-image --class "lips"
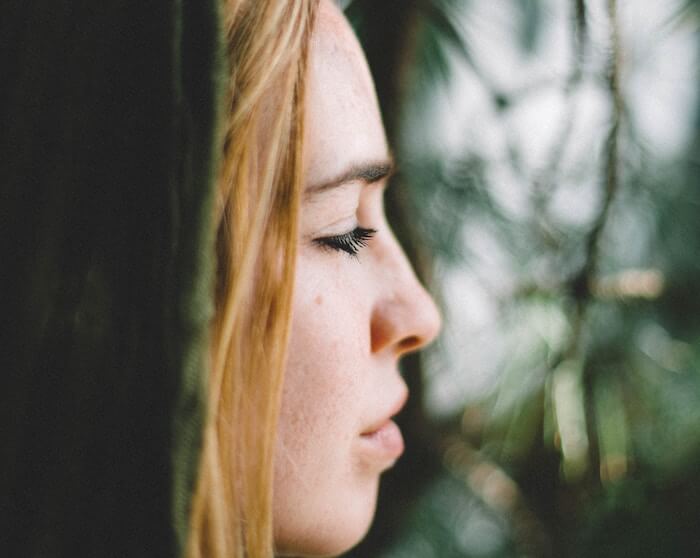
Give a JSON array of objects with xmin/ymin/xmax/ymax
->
[
  {"xmin": 359, "ymin": 419, "xmax": 405, "ymax": 463},
  {"xmin": 361, "ymin": 388, "xmax": 409, "ymax": 436},
  {"xmin": 358, "ymin": 388, "xmax": 408, "ymax": 467}
]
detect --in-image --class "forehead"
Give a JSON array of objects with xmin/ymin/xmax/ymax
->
[{"xmin": 303, "ymin": 0, "xmax": 389, "ymax": 185}]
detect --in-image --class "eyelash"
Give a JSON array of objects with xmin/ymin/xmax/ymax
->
[{"xmin": 313, "ymin": 227, "xmax": 377, "ymax": 257}]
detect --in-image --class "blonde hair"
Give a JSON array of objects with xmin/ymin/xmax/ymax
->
[{"xmin": 187, "ymin": 1, "xmax": 317, "ymax": 557}]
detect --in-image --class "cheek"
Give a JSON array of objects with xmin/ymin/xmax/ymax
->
[
  {"xmin": 279, "ymin": 254, "xmax": 366, "ymax": 466},
  {"xmin": 272, "ymin": 252, "xmax": 379, "ymax": 555}
]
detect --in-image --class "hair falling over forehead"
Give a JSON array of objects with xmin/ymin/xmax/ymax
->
[{"xmin": 187, "ymin": 1, "xmax": 318, "ymax": 557}]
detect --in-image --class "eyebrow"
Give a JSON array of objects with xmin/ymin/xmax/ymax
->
[{"xmin": 304, "ymin": 158, "xmax": 396, "ymax": 198}]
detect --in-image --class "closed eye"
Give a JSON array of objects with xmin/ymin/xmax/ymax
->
[{"xmin": 313, "ymin": 227, "xmax": 377, "ymax": 257}]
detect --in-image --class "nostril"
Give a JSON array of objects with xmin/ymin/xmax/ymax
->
[{"xmin": 398, "ymin": 335, "xmax": 421, "ymax": 353}]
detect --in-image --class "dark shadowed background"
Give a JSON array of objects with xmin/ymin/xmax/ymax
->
[{"xmin": 1, "ymin": 3, "xmax": 221, "ymax": 555}]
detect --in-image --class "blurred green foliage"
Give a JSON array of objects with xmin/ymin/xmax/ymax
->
[{"xmin": 345, "ymin": 1, "xmax": 700, "ymax": 557}]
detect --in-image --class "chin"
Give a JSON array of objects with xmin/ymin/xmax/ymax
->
[
  {"xmin": 275, "ymin": 525, "xmax": 372, "ymax": 558},
  {"xmin": 274, "ymin": 479, "xmax": 379, "ymax": 557}
]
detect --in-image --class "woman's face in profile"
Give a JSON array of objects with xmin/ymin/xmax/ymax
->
[{"xmin": 272, "ymin": 1, "xmax": 441, "ymax": 555}]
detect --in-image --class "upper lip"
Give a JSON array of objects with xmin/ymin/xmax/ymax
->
[{"xmin": 361, "ymin": 386, "xmax": 409, "ymax": 435}]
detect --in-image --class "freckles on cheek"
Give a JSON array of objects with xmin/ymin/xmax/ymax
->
[
  {"xmin": 280, "ymin": 276, "xmax": 366, "ymax": 458},
  {"xmin": 277, "ymin": 352, "xmax": 361, "ymax": 490},
  {"xmin": 282, "ymin": 251, "xmax": 370, "ymax": 438}
]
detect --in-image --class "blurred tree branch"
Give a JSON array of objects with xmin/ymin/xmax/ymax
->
[{"xmin": 569, "ymin": 0, "xmax": 622, "ymax": 346}]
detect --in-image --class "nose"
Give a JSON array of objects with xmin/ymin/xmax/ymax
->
[{"xmin": 369, "ymin": 233, "xmax": 442, "ymax": 357}]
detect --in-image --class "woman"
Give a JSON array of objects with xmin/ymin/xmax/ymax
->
[{"xmin": 187, "ymin": 0, "xmax": 441, "ymax": 557}]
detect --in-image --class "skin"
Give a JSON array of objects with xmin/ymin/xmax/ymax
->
[{"xmin": 272, "ymin": 1, "xmax": 442, "ymax": 556}]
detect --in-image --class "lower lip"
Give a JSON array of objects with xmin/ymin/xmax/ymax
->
[{"xmin": 359, "ymin": 420, "xmax": 404, "ymax": 466}]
